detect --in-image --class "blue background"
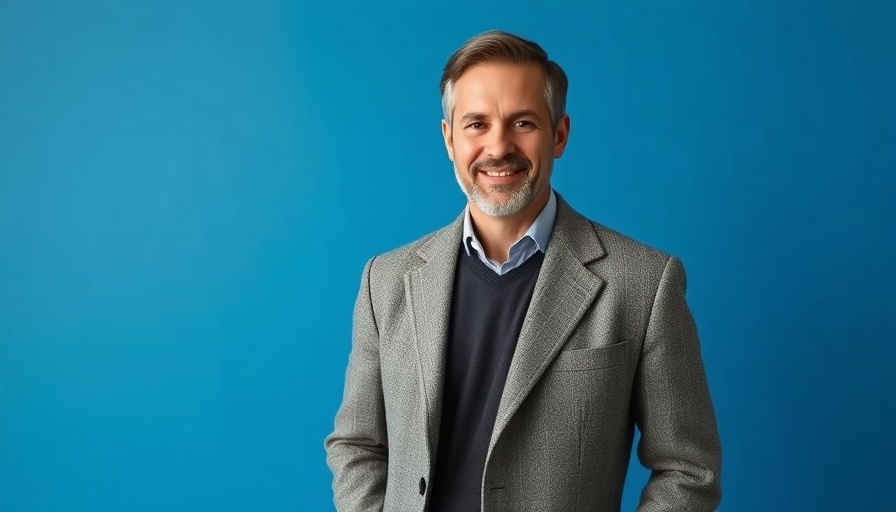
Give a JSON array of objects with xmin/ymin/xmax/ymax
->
[{"xmin": 1, "ymin": 0, "xmax": 893, "ymax": 510}]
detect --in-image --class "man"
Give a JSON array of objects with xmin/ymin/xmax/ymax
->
[{"xmin": 325, "ymin": 30, "xmax": 721, "ymax": 511}]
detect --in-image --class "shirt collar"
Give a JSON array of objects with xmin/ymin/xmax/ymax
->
[{"xmin": 462, "ymin": 189, "xmax": 557, "ymax": 256}]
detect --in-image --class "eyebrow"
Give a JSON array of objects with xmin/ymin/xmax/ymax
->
[
  {"xmin": 507, "ymin": 109, "xmax": 542, "ymax": 120},
  {"xmin": 458, "ymin": 109, "xmax": 544, "ymax": 124},
  {"xmin": 459, "ymin": 112, "xmax": 488, "ymax": 124}
]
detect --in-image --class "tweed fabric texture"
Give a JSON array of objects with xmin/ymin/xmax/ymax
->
[{"xmin": 325, "ymin": 195, "xmax": 722, "ymax": 511}]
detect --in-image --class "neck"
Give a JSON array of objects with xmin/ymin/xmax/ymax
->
[{"xmin": 469, "ymin": 189, "xmax": 550, "ymax": 264}]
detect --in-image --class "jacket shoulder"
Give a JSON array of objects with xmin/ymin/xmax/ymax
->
[
  {"xmin": 365, "ymin": 219, "xmax": 458, "ymax": 280},
  {"xmin": 592, "ymin": 221, "xmax": 671, "ymax": 267},
  {"xmin": 557, "ymin": 196, "xmax": 673, "ymax": 273}
]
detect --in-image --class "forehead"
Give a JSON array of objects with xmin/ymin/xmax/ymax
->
[{"xmin": 452, "ymin": 62, "xmax": 548, "ymax": 114}]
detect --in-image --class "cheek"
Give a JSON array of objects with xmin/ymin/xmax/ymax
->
[
  {"xmin": 453, "ymin": 143, "xmax": 478, "ymax": 167},
  {"xmin": 533, "ymin": 141, "xmax": 556, "ymax": 166}
]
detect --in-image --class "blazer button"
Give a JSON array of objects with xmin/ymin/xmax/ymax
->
[{"xmin": 419, "ymin": 477, "xmax": 426, "ymax": 496}]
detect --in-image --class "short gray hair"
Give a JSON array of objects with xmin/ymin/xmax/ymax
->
[{"xmin": 440, "ymin": 30, "xmax": 568, "ymax": 130}]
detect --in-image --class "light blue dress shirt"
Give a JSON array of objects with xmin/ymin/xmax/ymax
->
[{"xmin": 462, "ymin": 190, "xmax": 557, "ymax": 275}]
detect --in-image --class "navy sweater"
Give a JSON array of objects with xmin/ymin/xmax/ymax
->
[{"xmin": 428, "ymin": 244, "xmax": 545, "ymax": 511}]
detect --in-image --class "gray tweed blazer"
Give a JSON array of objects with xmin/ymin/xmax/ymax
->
[{"xmin": 325, "ymin": 196, "xmax": 721, "ymax": 511}]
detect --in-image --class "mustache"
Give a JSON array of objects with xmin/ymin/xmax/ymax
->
[{"xmin": 471, "ymin": 154, "xmax": 531, "ymax": 173}]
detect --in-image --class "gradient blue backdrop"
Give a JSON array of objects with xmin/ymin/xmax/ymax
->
[{"xmin": 1, "ymin": 1, "xmax": 893, "ymax": 510}]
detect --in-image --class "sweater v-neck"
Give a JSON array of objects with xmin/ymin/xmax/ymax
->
[{"xmin": 461, "ymin": 245, "xmax": 545, "ymax": 288}]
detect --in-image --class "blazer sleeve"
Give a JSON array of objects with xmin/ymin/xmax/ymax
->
[
  {"xmin": 633, "ymin": 256, "xmax": 722, "ymax": 511},
  {"xmin": 325, "ymin": 258, "xmax": 388, "ymax": 511}
]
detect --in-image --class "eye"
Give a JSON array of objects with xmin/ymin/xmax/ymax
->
[
  {"xmin": 514, "ymin": 120, "xmax": 535, "ymax": 129},
  {"xmin": 465, "ymin": 121, "xmax": 485, "ymax": 130}
]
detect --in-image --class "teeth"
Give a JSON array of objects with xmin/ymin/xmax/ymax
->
[{"xmin": 485, "ymin": 170, "xmax": 517, "ymax": 177}]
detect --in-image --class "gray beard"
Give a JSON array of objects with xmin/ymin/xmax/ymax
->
[{"xmin": 454, "ymin": 166, "xmax": 536, "ymax": 217}]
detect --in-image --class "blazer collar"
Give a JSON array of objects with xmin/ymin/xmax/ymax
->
[
  {"xmin": 406, "ymin": 211, "xmax": 464, "ymax": 456},
  {"xmin": 406, "ymin": 195, "xmax": 607, "ymax": 458},
  {"xmin": 489, "ymin": 195, "xmax": 607, "ymax": 454}
]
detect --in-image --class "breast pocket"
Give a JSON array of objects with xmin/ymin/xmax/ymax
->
[{"xmin": 551, "ymin": 341, "xmax": 630, "ymax": 372}]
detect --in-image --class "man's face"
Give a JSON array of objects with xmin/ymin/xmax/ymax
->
[{"xmin": 442, "ymin": 62, "xmax": 569, "ymax": 218}]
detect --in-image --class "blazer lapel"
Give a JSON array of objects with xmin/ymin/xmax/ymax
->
[
  {"xmin": 405, "ymin": 214, "xmax": 463, "ymax": 456},
  {"xmin": 490, "ymin": 198, "xmax": 607, "ymax": 450}
]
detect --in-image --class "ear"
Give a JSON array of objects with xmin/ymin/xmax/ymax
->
[
  {"xmin": 553, "ymin": 114, "xmax": 570, "ymax": 158},
  {"xmin": 441, "ymin": 119, "xmax": 454, "ymax": 161}
]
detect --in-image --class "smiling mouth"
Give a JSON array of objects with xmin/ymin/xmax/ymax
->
[{"xmin": 480, "ymin": 168, "xmax": 524, "ymax": 177}]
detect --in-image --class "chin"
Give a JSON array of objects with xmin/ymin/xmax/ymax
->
[{"xmin": 474, "ymin": 193, "xmax": 534, "ymax": 217}]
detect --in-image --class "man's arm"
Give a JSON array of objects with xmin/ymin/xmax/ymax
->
[
  {"xmin": 633, "ymin": 256, "xmax": 722, "ymax": 511},
  {"xmin": 325, "ymin": 258, "xmax": 388, "ymax": 511}
]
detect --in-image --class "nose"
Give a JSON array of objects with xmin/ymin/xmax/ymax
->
[{"xmin": 485, "ymin": 125, "xmax": 516, "ymax": 160}]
